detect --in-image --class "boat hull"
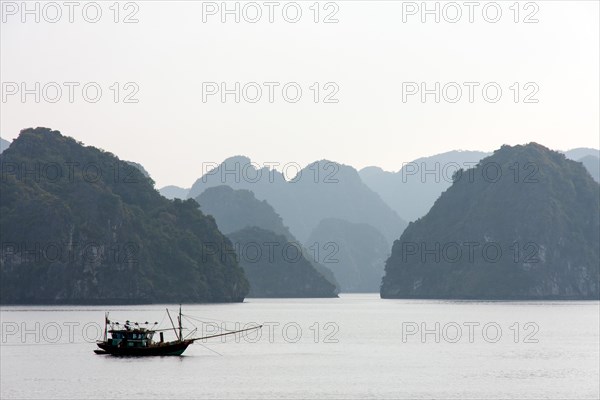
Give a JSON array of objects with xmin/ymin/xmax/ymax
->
[{"xmin": 96, "ymin": 340, "xmax": 192, "ymax": 356}]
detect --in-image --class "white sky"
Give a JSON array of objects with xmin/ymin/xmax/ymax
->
[{"xmin": 1, "ymin": 0, "xmax": 599, "ymax": 187}]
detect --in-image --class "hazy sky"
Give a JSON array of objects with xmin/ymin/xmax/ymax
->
[{"xmin": 2, "ymin": 0, "xmax": 598, "ymax": 187}]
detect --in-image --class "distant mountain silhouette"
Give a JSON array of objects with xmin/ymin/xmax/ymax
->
[
  {"xmin": 0, "ymin": 128, "xmax": 249, "ymax": 304},
  {"xmin": 563, "ymin": 147, "xmax": 600, "ymax": 161},
  {"xmin": 159, "ymin": 185, "xmax": 190, "ymax": 200},
  {"xmin": 576, "ymin": 155, "xmax": 599, "ymax": 182},
  {"xmin": 188, "ymin": 156, "xmax": 407, "ymax": 244},
  {"xmin": 0, "ymin": 137, "xmax": 10, "ymax": 153},
  {"xmin": 360, "ymin": 150, "xmax": 490, "ymax": 222},
  {"xmin": 196, "ymin": 185, "xmax": 338, "ymax": 290},
  {"xmin": 197, "ymin": 185, "xmax": 293, "ymax": 239},
  {"xmin": 227, "ymin": 227, "xmax": 338, "ymax": 298},
  {"xmin": 381, "ymin": 143, "xmax": 600, "ymax": 300},
  {"xmin": 561, "ymin": 148, "xmax": 600, "ymax": 182},
  {"xmin": 306, "ymin": 218, "xmax": 389, "ymax": 292}
]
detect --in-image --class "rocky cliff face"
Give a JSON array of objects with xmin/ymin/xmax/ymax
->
[
  {"xmin": 381, "ymin": 143, "xmax": 600, "ymax": 300},
  {"xmin": 0, "ymin": 128, "xmax": 249, "ymax": 304},
  {"xmin": 196, "ymin": 185, "xmax": 340, "ymax": 292},
  {"xmin": 227, "ymin": 227, "xmax": 338, "ymax": 298},
  {"xmin": 196, "ymin": 185, "xmax": 294, "ymax": 239},
  {"xmin": 306, "ymin": 218, "xmax": 389, "ymax": 292}
]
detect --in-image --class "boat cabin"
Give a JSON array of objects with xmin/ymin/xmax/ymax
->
[{"xmin": 109, "ymin": 328, "xmax": 155, "ymax": 348}]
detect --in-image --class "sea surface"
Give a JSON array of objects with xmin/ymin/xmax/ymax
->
[{"xmin": 1, "ymin": 294, "xmax": 598, "ymax": 399}]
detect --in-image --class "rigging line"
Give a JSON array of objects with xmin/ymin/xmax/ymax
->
[
  {"xmin": 196, "ymin": 342, "xmax": 223, "ymax": 356},
  {"xmin": 182, "ymin": 315, "xmax": 200, "ymax": 328},
  {"xmin": 181, "ymin": 313, "xmax": 245, "ymax": 326},
  {"xmin": 182, "ymin": 315, "xmax": 229, "ymax": 338},
  {"xmin": 184, "ymin": 327, "xmax": 198, "ymax": 340},
  {"xmin": 182, "ymin": 315, "xmax": 242, "ymax": 334},
  {"xmin": 182, "ymin": 314, "xmax": 260, "ymax": 333},
  {"xmin": 181, "ymin": 314, "xmax": 224, "ymax": 324},
  {"xmin": 180, "ymin": 316, "xmax": 200, "ymax": 338},
  {"xmin": 181, "ymin": 316, "xmax": 206, "ymax": 334},
  {"xmin": 157, "ymin": 312, "xmax": 167, "ymax": 330}
]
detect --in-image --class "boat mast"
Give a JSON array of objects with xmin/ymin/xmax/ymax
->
[
  {"xmin": 104, "ymin": 312, "xmax": 108, "ymax": 342},
  {"xmin": 178, "ymin": 305, "xmax": 183, "ymax": 342}
]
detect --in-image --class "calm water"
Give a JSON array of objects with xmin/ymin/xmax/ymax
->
[{"xmin": 1, "ymin": 294, "xmax": 598, "ymax": 399}]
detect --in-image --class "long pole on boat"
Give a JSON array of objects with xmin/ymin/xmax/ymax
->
[
  {"xmin": 191, "ymin": 325, "xmax": 263, "ymax": 342},
  {"xmin": 166, "ymin": 308, "xmax": 179, "ymax": 340}
]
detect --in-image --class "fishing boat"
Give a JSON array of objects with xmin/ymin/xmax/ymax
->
[{"xmin": 95, "ymin": 306, "xmax": 261, "ymax": 356}]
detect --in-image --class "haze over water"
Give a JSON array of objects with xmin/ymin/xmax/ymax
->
[{"xmin": 1, "ymin": 294, "xmax": 598, "ymax": 399}]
